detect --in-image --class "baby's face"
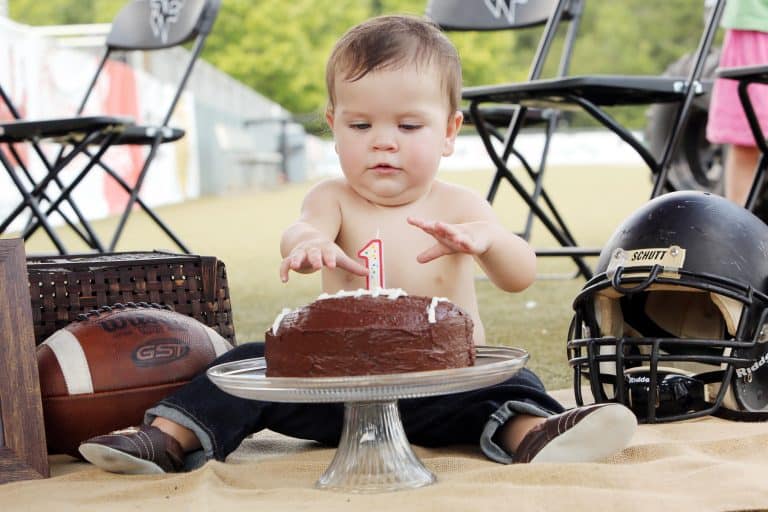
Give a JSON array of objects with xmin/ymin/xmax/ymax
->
[{"xmin": 326, "ymin": 64, "xmax": 462, "ymax": 206}]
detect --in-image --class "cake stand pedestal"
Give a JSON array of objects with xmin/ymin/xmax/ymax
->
[{"xmin": 206, "ymin": 346, "xmax": 528, "ymax": 493}]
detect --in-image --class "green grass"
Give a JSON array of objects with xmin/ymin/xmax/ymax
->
[{"xmin": 13, "ymin": 164, "xmax": 651, "ymax": 390}]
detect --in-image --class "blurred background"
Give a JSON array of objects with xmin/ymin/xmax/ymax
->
[{"xmin": 0, "ymin": 0, "xmax": 725, "ymax": 389}]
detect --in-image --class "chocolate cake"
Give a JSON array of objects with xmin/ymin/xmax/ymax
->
[{"xmin": 264, "ymin": 289, "xmax": 475, "ymax": 377}]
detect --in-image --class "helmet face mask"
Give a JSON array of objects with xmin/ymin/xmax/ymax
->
[
  {"xmin": 568, "ymin": 192, "xmax": 768, "ymax": 423},
  {"xmin": 621, "ymin": 369, "xmax": 708, "ymax": 419}
]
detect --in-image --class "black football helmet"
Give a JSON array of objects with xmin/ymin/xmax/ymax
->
[{"xmin": 567, "ymin": 191, "xmax": 768, "ymax": 422}]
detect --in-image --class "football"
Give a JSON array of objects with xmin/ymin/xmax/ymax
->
[{"xmin": 37, "ymin": 303, "xmax": 233, "ymax": 457}]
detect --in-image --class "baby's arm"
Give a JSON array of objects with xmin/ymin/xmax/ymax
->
[
  {"xmin": 408, "ymin": 190, "xmax": 535, "ymax": 292},
  {"xmin": 279, "ymin": 181, "xmax": 368, "ymax": 282}
]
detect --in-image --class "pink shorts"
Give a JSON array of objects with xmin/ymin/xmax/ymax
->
[{"xmin": 706, "ymin": 29, "xmax": 768, "ymax": 147}]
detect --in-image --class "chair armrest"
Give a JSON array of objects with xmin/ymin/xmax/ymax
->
[{"xmin": 716, "ymin": 64, "xmax": 768, "ymax": 84}]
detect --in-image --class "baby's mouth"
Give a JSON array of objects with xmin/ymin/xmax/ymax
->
[{"xmin": 370, "ymin": 163, "xmax": 401, "ymax": 174}]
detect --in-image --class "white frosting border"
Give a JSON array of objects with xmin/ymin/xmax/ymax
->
[
  {"xmin": 317, "ymin": 288, "xmax": 407, "ymax": 300},
  {"xmin": 427, "ymin": 296, "xmax": 449, "ymax": 324},
  {"xmin": 271, "ymin": 307, "xmax": 292, "ymax": 335},
  {"xmin": 269, "ymin": 288, "xmax": 452, "ymax": 334}
]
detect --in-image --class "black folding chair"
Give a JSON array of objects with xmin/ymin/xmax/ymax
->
[
  {"xmin": 714, "ymin": 65, "xmax": 768, "ymax": 213},
  {"xmin": 432, "ymin": 0, "xmax": 725, "ymax": 279},
  {"xmin": 426, "ymin": 0, "xmax": 584, "ymax": 276},
  {"xmin": 0, "ymin": 0, "xmax": 221, "ymax": 254},
  {"xmin": 0, "ymin": 84, "xmax": 130, "ymax": 254}
]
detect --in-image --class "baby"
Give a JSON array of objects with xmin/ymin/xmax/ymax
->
[
  {"xmin": 79, "ymin": 14, "xmax": 636, "ymax": 474},
  {"xmin": 279, "ymin": 13, "xmax": 535, "ymax": 344}
]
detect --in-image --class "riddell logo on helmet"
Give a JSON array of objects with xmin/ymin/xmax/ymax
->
[
  {"xmin": 736, "ymin": 353, "xmax": 768, "ymax": 379},
  {"xmin": 627, "ymin": 375, "xmax": 650, "ymax": 384},
  {"xmin": 132, "ymin": 339, "xmax": 190, "ymax": 367}
]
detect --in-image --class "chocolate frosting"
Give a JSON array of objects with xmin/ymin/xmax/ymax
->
[{"xmin": 265, "ymin": 293, "xmax": 475, "ymax": 377}]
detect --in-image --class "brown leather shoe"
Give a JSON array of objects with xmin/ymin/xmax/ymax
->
[
  {"xmin": 514, "ymin": 403, "xmax": 636, "ymax": 463},
  {"xmin": 78, "ymin": 425, "xmax": 185, "ymax": 474}
]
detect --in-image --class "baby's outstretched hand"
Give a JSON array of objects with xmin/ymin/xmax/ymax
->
[
  {"xmin": 407, "ymin": 216, "xmax": 492, "ymax": 263},
  {"xmin": 280, "ymin": 240, "xmax": 368, "ymax": 282}
]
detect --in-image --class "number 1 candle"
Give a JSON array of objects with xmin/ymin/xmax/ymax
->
[{"xmin": 357, "ymin": 238, "xmax": 384, "ymax": 290}]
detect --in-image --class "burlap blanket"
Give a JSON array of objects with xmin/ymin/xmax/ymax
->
[{"xmin": 4, "ymin": 389, "xmax": 768, "ymax": 511}]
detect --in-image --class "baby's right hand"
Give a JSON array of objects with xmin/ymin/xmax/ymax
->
[{"xmin": 280, "ymin": 240, "xmax": 368, "ymax": 282}]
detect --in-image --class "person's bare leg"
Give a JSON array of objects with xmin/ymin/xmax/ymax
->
[
  {"xmin": 496, "ymin": 414, "xmax": 545, "ymax": 452},
  {"xmin": 725, "ymin": 144, "xmax": 761, "ymax": 206},
  {"xmin": 492, "ymin": 404, "xmax": 637, "ymax": 463},
  {"xmin": 152, "ymin": 417, "xmax": 202, "ymax": 452}
]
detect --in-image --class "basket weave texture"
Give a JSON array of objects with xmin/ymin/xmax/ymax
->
[{"xmin": 26, "ymin": 251, "xmax": 236, "ymax": 345}]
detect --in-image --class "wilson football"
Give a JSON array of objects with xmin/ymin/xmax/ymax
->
[{"xmin": 37, "ymin": 303, "xmax": 233, "ymax": 457}]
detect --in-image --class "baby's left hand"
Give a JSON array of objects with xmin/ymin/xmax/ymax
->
[{"xmin": 407, "ymin": 216, "xmax": 492, "ymax": 263}]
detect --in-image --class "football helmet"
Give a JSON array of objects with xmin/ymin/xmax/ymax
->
[{"xmin": 567, "ymin": 191, "xmax": 768, "ymax": 422}]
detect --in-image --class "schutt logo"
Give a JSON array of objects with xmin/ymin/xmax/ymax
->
[{"xmin": 132, "ymin": 338, "xmax": 190, "ymax": 367}]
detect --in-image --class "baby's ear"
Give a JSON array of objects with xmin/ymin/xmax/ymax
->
[
  {"xmin": 443, "ymin": 110, "xmax": 463, "ymax": 157},
  {"xmin": 325, "ymin": 109, "xmax": 335, "ymax": 130}
]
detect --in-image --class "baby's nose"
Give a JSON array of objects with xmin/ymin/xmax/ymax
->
[{"xmin": 371, "ymin": 128, "xmax": 398, "ymax": 150}]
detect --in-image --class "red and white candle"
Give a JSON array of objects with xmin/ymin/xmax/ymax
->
[{"xmin": 357, "ymin": 238, "xmax": 384, "ymax": 290}]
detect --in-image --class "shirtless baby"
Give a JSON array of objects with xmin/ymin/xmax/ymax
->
[{"xmin": 78, "ymin": 14, "xmax": 636, "ymax": 474}]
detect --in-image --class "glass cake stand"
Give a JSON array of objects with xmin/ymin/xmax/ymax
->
[{"xmin": 206, "ymin": 345, "xmax": 528, "ymax": 493}]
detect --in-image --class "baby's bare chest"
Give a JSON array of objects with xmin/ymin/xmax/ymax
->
[
  {"xmin": 341, "ymin": 219, "xmax": 432, "ymax": 274},
  {"xmin": 330, "ymin": 209, "xmax": 462, "ymax": 293}
]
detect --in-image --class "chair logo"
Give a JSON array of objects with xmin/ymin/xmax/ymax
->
[
  {"xmin": 149, "ymin": 0, "xmax": 185, "ymax": 44},
  {"xmin": 484, "ymin": 0, "xmax": 528, "ymax": 23}
]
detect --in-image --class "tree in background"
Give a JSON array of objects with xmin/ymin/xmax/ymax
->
[
  {"xmin": 9, "ymin": 0, "xmax": 124, "ymax": 24},
  {"xmin": 8, "ymin": 0, "xmax": 709, "ymax": 133}
]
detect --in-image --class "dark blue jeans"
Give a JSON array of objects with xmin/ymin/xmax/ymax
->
[{"xmin": 146, "ymin": 342, "xmax": 564, "ymax": 467}]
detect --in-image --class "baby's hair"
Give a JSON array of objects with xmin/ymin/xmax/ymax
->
[{"xmin": 325, "ymin": 14, "xmax": 462, "ymax": 117}]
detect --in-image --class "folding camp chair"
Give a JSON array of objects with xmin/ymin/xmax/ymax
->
[
  {"xmin": 426, "ymin": 0, "xmax": 584, "ymax": 276},
  {"xmin": 0, "ymin": 84, "xmax": 130, "ymax": 254},
  {"xmin": 714, "ymin": 65, "xmax": 768, "ymax": 213},
  {"xmin": 431, "ymin": 0, "xmax": 725, "ymax": 279},
  {"xmin": 0, "ymin": 0, "xmax": 221, "ymax": 255}
]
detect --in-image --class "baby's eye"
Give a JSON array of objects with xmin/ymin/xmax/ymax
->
[
  {"xmin": 349, "ymin": 123, "xmax": 370, "ymax": 130},
  {"xmin": 399, "ymin": 123, "xmax": 422, "ymax": 131}
]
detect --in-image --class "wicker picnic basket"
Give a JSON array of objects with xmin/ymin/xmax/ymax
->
[{"xmin": 26, "ymin": 251, "xmax": 236, "ymax": 346}]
